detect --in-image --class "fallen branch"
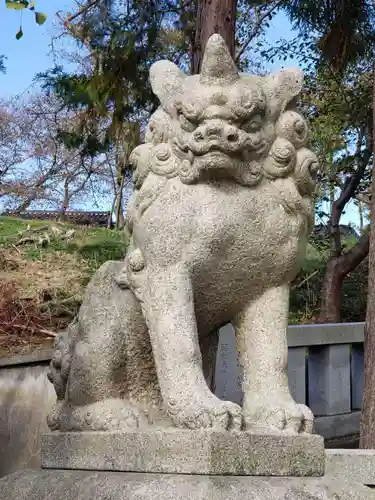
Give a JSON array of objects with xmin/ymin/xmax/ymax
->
[
  {"xmin": 11, "ymin": 243, "xmax": 21, "ymax": 254},
  {"xmin": 16, "ymin": 237, "xmax": 37, "ymax": 246},
  {"xmin": 0, "ymin": 321, "xmax": 57, "ymax": 337},
  {"xmin": 31, "ymin": 225, "xmax": 50, "ymax": 233}
]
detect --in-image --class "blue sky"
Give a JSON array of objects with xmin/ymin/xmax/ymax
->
[
  {"xmin": 0, "ymin": 0, "xmax": 75, "ymax": 98},
  {"xmin": 0, "ymin": 3, "xmax": 362, "ymax": 226}
]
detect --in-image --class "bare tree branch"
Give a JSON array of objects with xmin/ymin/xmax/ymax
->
[
  {"xmin": 355, "ymin": 193, "xmax": 371, "ymax": 205},
  {"xmin": 58, "ymin": 0, "xmax": 100, "ymax": 25},
  {"xmin": 330, "ymin": 127, "xmax": 373, "ymax": 256},
  {"xmin": 0, "ymin": 93, "xmax": 114, "ymax": 214},
  {"xmin": 235, "ymin": 0, "xmax": 283, "ymax": 62}
]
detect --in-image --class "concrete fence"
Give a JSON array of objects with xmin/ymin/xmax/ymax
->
[
  {"xmin": 0, "ymin": 322, "xmax": 365, "ymax": 478},
  {"xmin": 215, "ymin": 322, "xmax": 365, "ymax": 440}
]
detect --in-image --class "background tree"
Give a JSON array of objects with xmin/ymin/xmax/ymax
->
[
  {"xmin": 360, "ymin": 64, "xmax": 375, "ymax": 448},
  {"xmin": 272, "ymin": 0, "xmax": 375, "ymax": 448},
  {"xmin": 264, "ymin": 1, "xmax": 375, "ymax": 323},
  {"xmin": 36, "ymin": 0, "xmax": 273, "ymax": 226},
  {"xmin": 192, "ymin": 0, "xmax": 283, "ymax": 73},
  {"xmin": 39, "ymin": 0, "xmax": 196, "ymax": 227},
  {"xmin": 0, "ymin": 94, "xmax": 113, "ymax": 213},
  {"xmin": 193, "ymin": 0, "xmax": 237, "ymax": 73},
  {"xmin": 308, "ymin": 66, "xmax": 372, "ymax": 323}
]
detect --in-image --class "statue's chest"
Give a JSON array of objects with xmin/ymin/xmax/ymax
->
[{"xmin": 136, "ymin": 179, "xmax": 306, "ymax": 269}]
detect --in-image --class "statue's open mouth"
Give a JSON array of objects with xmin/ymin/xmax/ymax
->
[
  {"xmin": 193, "ymin": 148, "xmax": 246, "ymax": 173},
  {"xmin": 188, "ymin": 137, "xmax": 268, "ymax": 159},
  {"xmin": 190, "ymin": 141, "xmax": 246, "ymax": 160},
  {"xmin": 202, "ymin": 145, "xmax": 232, "ymax": 156},
  {"xmin": 173, "ymin": 134, "xmax": 268, "ymax": 168}
]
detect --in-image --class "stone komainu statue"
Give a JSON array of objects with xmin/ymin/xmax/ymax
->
[{"xmin": 47, "ymin": 35, "xmax": 319, "ymax": 434}]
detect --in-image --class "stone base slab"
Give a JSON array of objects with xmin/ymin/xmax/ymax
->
[
  {"xmin": 326, "ymin": 449, "xmax": 375, "ymax": 486},
  {"xmin": 1, "ymin": 469, "xmax": 375, "ymax": 500},
  {"xmin": 41, "ymin": 430, "xmax": 325, "ymax": 476}
]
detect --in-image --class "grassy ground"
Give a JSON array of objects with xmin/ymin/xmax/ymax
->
[{"xmin": 0, "ymin": 216, "xmax": 128, "ymax": 356}]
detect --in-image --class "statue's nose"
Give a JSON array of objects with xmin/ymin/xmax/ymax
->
[
  {"xmin": 193, "ymin": 123, "xmax": 239, "ymax": 143},
  {"xmin": 205, "ymin": 123, "xmax": 222, "ymax": 139}
]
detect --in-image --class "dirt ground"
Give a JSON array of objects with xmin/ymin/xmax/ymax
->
[{"xmin": 0, "ymin": 216, "xmax": 127, "ymax": 357}]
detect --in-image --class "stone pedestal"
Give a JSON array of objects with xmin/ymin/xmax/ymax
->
[
  {"xmin": 1, "ymin": 468, "xmax": 375, "ymax": 500},
  {"xmin": 41, "ymin": 430, "xmax": 325, "ymax": 476},
  {"xmin": 0, "ymin": 430, "xmax": 374, "ymax": 500}
]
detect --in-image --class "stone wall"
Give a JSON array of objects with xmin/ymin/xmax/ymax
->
[
  {"xmin": 2, "ymin": 210, "xmax": 111, "ymax": 227},
  {"xmin": 0, "ymin": 351, "xmax": 55, "ymax": 478},
  {"xmin": 216, "ymin": 323, "xmax": 364, "ymax": 440}
]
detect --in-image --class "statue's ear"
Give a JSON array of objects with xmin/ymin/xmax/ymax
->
[
  {"xmin": 150, "ymin": 60, "xmax": 186, "ymax": 113},
  {"xmin": 262, "ymin": 68, "xmax": 304, "ymax": 117}
]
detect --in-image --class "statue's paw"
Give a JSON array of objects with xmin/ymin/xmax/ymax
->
[
  {"xmin": 57, "ymin": 399, "xmax": 149, "ymax": 432},
  {"xmin": 46, "ymin": 401, "xmax": 64, "ymax": 431},
  {"xmin": 47, "ymin": 330, "xmax": 74, "ymax": 399},
  {"xmin": 168, "ymin": 394, "xmax": 242, "ymax": 431},
  {"xmin": 244, "ymin": 398, "xmax": 313, "ymax": 434},
  {"xmin": 47, "ymin": 363, "xmax": 68, "ymax": 400}
]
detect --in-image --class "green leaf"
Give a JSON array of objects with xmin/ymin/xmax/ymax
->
[
  {"xmin": 35, "ymin": 11, "xmax": 47, "ymax": 24},
  {"xmin": 15, "ymin": 27, "xmax": 23, "ymax": 39},
  {"xmin": 6, "ymin": 0, "xmax": 28, "ymax": 10},
  {"xmin": 29, "ymin": 1, "xmax": 35, "ymax": 10}
]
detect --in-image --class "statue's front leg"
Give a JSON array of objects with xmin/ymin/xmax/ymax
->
[
  {"xmin": 137, "ymin": 262, "xmax": 241, "ymax": 430},
  {"xmin": 234, "ymin": 284, "xmax": 313, "ymax": 434}
]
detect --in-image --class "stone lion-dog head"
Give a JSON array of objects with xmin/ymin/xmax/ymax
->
[{"xmin": 129, "ymin": 34, "xmax": 318, "ymax": 198}]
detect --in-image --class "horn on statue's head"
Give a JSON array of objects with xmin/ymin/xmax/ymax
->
[{"xmin": 199, "ymin": 34, "xmax": 239, "ymax": 85}]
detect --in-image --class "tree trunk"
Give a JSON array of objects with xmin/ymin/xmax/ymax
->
[
  {"xmin": 108, "ymin": 194, "xmax": 116, "ymax": 229},
  {"xmin": 318, "ymin": 134, "xmax": 372, "ymax": 322},
  {"xmin": 318, "ymin": 258, "xmax": 344, "ymax": 323},
  {"xmin": 360, "ymin": 63, "xmax": 375, "ymax": 449},
  {"xmin": 62, "ymin": 179, "xmax": 69, "ymax": 212},
  {"xmin": 113, "ymin": 123, "xmax": 139, "ymax": 230},
  {"xmin": 318, "ymin": 196, "xmax": 344, "ymax": 323},
  {"xmin": 318, "ymin": 232, "xmax": 370, "ymax": 323},
  {"xmin": 115, "ymin": 161, "xmax": 126, "ymax": 230},
  {"xmin": 13, "ymin": 197, "xmax": 33, "ymax": 213},
  {"xmin": 193, "ymin": 0, "xmax": 237, "ymax": 74},
  {"xmin": 329, "ymin": 150, "xmax": 335, "ymax": 213},
  {"xmin": 359, "ymin": 201, "xmax": 364, "ymax": 231},
  {"xmin": 60, "ymin": 177, "xmax": 70, "ymax": 221},
  {"xmin": 329, "ymin": 182, "xmax": 335, "ymax": 214}
]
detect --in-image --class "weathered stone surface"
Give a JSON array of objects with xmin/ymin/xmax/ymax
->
[
  {"xmin": 287, "ymin": 323, "xmax": 365, "ymax": 347},
  {"xmin": 0, "ymin": 362, "xmax": 55, "ymax": 478},
  {"xmin": 314, "ymin": 412, "xmax": 361, "ymax": 440},
  {"xmin": 1, "ymin": 469, "xmax": 375, "ymax": 500},
  {"xmin": 215, "ymin": 324, "xmax": 243, "ymax": 405},
  {"xmin": 41, "ymin": 430, "xmax": 324, "ymax": 476},
  {"xmin": 308, "ymin": 345, "xmax": 351, "ymax": 416},
  {"xmin": 288, "ymin": 347, "xmax": 307, "ymax": 405},
  {"xmin": 351, "ymin": 343, "xmax": 364, "ymax": 410},
  {"xmin": 47, "ymin": 33, "xmax": 319, "ymax": 436},
  {"xmin": 326, "ymin": 449, "xmax": 375, "ymax": 486}
]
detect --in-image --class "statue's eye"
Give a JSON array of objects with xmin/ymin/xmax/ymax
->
[
  {"xmin": 179, "ymin": 113, "xmax": 197, "ymax": 132},
  {"xmin": 242, "ymin": 114, "xmax": 263, "ymax": 132}
]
